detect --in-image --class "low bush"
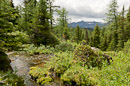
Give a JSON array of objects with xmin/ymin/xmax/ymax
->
[
  {"xmin": 0, "ymin": 71, "xmax": 25, "ymax": 86},
  {"xmin": 74, "ymin": 45, "xmax": 104, "ymax": 68},
  {"xmin": 23, "ymin": 44, "xmax": 54, "ymax": 55},
  {"xmin": 29, "ymin": 67, "xmax": 52, "ymax": 85},
  {"xmin": 55, "ymin": 41, "xmax": 77, "ymax": 52},
  {"xmin": 61, "ymin": 64, "xmax": 98, "ymax": 86},
  {"xmin": 44, "ymin": 52, "xmax": 74, "ymax": 75},
  {"xmin": 29, "ymin": 52, "xmax": 74, "ymax": 85}
]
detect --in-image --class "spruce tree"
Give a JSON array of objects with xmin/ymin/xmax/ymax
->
[
  {"xmin": 85, "ymin": 29, "xmax": 89, "ymax": 44},
  {"xmin": 56, "ymin": 8, "xmax": 68, "ymax": 39},
  {"xmin": 124, "ymin": 7, "xmax": 130, "ymax": 42},
  {"xmin": 75, "ymin": 25, "xmax": 82, "ymax": 43},
  {"xmin": 0, "ymin": 0, "xmax": 17, "ymax": 50},
  {"xmin": 32, "ymin": 0, "xmax": 59, "ymax": 46},
  {"xmin": 117, "ymin": 6, "xmax": 125, "ymax": 49},
  {"xmin": 106, "ymin": 0, "xmax": 119, "ymax": 50},
  {"xmin": 100, "ymin": 35, "xmax": 108, "ymax": 51},
  {"xmin": 63, "ymin": 26, "xmax": 69, "ymax": 41},
  {"xmin": 93, "ymin": 24, "xmax": 100, "ymax": 48}
]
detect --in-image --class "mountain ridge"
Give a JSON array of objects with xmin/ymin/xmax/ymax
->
[{"xmin": 68, "ymin": 21, "xmax": 105, "ymax": 29}]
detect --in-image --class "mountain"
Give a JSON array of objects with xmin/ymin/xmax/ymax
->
[{"xmin": 68, "ymin": 21, "xmax": 105, "ymax": 29}]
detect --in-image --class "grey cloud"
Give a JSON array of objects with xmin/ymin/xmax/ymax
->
[{"xmin": 68, "ymin": 7, "xmax": 106, "ymax": 18}]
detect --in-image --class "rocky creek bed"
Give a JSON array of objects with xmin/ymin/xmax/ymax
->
[{"xmin": 7, "ymin": 52, "xmax": 64, "ymax": 86}]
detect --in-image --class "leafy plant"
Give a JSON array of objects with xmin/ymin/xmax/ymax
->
[
  {"xmin": 29, "ymin": 67, "xmax": 52, "ymax": 85},
  {"xmin": 0, "ymin": 71, "xmax": 25, "ymax": 86},
  {"xmin": 61, "ymin": 64, "xmax": 98, "ymax": 86},
  {"xmin": 23, "ymin": 44, "xmax": 54, "ymax": 55},
  {"xmin": 44, "ymin": 52, "xmax": 74, "ymax": 75},
  {"xmin": 74, "ymin": 45, "xmax": 103, "ymax": 68},
  {"xmin": 55, "ymin": 41, "xmax": 77, "ymax": 52}
]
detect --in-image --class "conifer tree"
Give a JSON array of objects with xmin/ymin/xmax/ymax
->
[
  {"xmin": 63, "ymin": 26, "xmax": 69, "ymax": 41},
  {"xmin": 56, "ymin": 8, "xmax": 68, "ymax": 39},
  {"xmin": 0, "ymin": 0, "xmax": 17, "ymax": 50},
  {"xmin": 106, "ymin": 0, "xmax": 119, "ymax": 50},
  {"xmin": 124, "ymin": 7, "xmax": 130, "ymax": 42},
  {"xmin": 85, "ymin": 29, "xmax": 89, "ymax": 44},
  {"xmin": 32, "ymin": 0, "xmax": 59, "ymax": 46},
  {"xmin": 117, "ymin": 6, "xmax": 125, "ymax": 49},
  {"xmin": 93, "ymin": 24, "xmax": 100, "ymax": 48},
  {"xmin": 75, "ymin": 25, "xmax": 82, "ymax": 43},
  {"xmin": 100, "ymin": 35, "xmax": 108, "ymax": 51}
]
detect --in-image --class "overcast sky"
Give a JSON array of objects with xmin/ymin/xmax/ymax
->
[{"xmin": 13, "ymin": 0, "xmax": 130, "ymax": 22}]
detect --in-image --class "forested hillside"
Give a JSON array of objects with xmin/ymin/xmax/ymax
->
[{"xmin": 0, "ymin": 0, "xmax": 130, "ymax": 86}]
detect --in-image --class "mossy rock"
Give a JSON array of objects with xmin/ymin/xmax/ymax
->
[
  {"xmin": 74, "ymin": 45, "xmax": 103, "ymax": 68},
  {"xmin": 0, "ymin": 51, "xmax": 12, "ymax": 71}
]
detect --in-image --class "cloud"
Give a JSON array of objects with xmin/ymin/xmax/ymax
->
[
  {"xmin": 54, "ymin": 0, "xmax": 130, "ymax": 22},
  {"xmin": 13, "ymin": 0, "xmax": 130, "ymax": 22}
]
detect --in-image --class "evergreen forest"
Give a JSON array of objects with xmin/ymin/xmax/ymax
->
[{"xmin": 0, "ymin": 0, "xmax": 130, "ymax": 86}]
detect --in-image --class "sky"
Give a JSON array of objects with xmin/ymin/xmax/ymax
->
[{"xmin": 13, "ymin": 0, "xmax": 130, "ymax": 22}]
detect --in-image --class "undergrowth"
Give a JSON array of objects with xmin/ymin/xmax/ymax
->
[{"xmin": 29, "ymin": 41, "xmax": 130, "ymax": 86}]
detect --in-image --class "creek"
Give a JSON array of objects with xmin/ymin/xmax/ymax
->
[{"xmin": 7, "ymin": 52, "xmax": 64, "ymax": 86}]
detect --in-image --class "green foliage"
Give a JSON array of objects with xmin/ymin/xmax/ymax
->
[
  {"xmin": 23, "ymin": 44, "xmax": 54, "ymax": 55},
  {"xmin": 9, "ymin": 31, "xmax": 30, "ymax": 44},
  {"xmin": 55, "ymin": 41, "xmax": 76, "ymax": 52},
  {"xmin": 29, "ymin": 44, "xmax": 130, "ymax": 86},
  {"xmin": 29, "ymin": 67, "xmax": 52, "ymax": 85},
  {"xmin": 0, "ymin": 71, "xmax": 25, "ymax": 86},
  {"xmin": 74, "ymin": 45, "xmax": 103, "ymax": 68},
  {"xmin": 93, "ymin": 24, "xmax": 100, "ymax": 48},
  {"xmin": 124, "ymin": 7, "xmax": 130, "ymax": 42},
  {"xmin": 84, "ymin": 29, "xmax": 89, "ymax": 44},
  {"xmin": 0, "ymin": 0, "xmax": 18, "ymax": 50},
  {"xmin": 44, "ymin": 52, "xmax": 74, "ymax": 75},
  {"xmin": 117, "ymin": 6, "xmax": 125, "ymax": 50},
  {"xmin": 29, "ymin": 52, "xmax": 73, "ymax": 84},
  {"xmin": 100, "ymin": 36, "xmax": 108, "ymax": 51},
  {"xmin": 56, "ymin": 8, "xmax": 68, "ymax": 39},
  {"xmin": 97, "ymin": 51, "xmax": 130, "ymax": 86},
  {"xmin": 61, "ymin": 64, "xmax": 98, "ymax": 86},
  {"xmin": 63, "ymin": 27, "xmax": 70, "ymax": 40},
  {"xmin": 123, "ymin": 39, "xmax": 130, "ymax": 53},
  {"xmin": 75, "ymin": 25, "xmax": 82, "ymax": 43}
]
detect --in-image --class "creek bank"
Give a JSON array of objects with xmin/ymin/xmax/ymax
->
[{"xmin": 8, "ymin": 52, "xmax": 64, "ymax": 86}]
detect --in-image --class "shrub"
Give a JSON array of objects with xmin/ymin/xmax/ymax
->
[
  {"xmin": 0, "ymin": 71, "xmax": 25, "ymax": 86},
  {"xmin": 61, "ymin": 64, "xmax": 98, "ymax": 86},
  {"xmin": 124, "ymin": 39, "xmax": 130, "ymax": 53},
  {"xmin": 33, "ymin": 31, "xmax": 60, "ymax": 47},
  {"xmin": 44, "ymin": 52, "xmax": 74, "ymax": 75},
  {"xmin": 29, "ymin": 67, "xmax": 52, "ymax": 85},
  {"xmin": 55, "ymin": 41, "xmax": 76, "ymax": 52},
  {"xmin": 74, "ymin": 45, "xmax": 103, "ymax": 68},
  {"xmin": 23, "ymin": 44, "xmax": 54, "ymax": 55}
]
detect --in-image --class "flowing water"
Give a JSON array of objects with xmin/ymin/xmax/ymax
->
[{"xmin": 7, "ymin": 52, "xmax": 65, "ymax": 86}]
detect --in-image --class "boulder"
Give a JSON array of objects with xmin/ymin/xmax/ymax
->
[{"xmin": 0, "ymin": 51, "xmax": 12, "ymax": 71}]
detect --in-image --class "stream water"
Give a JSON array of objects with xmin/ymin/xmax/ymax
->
[{"xmin": 7, "ymin": 52, "xmax": 65, "ymax": 86}]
